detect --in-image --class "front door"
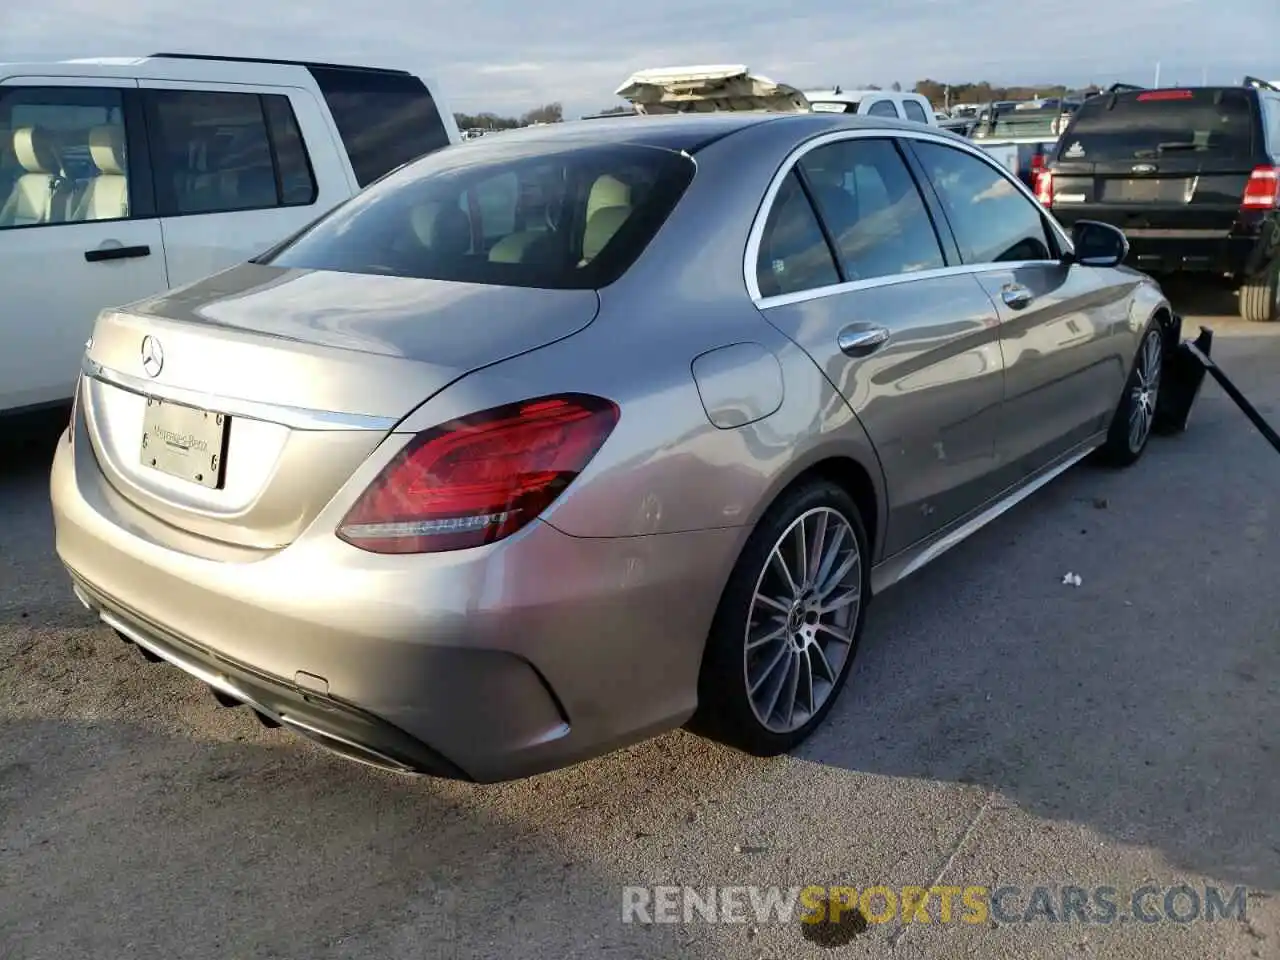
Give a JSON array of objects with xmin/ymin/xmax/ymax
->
[
  {"xmin": 0, "ymin": 77, "xmax": 167, "ymax": 411},
  {"xmin": 752, "ymin": 135, "xmax": 1007, "ymax": 558},
  {"xmin": 905, "ymin": 138, "xmax": 1134, "ymax": 480}
]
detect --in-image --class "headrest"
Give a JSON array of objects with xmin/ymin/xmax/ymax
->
[
  {"xmin": 582, "ymin": 204, "xmax": 631, "ymax": 262},
  {"xmin": 13, "ymin": 127, "xmax": 58, "ymax": 175},
  {"xmin": 89, "ymin": 125, "xmax": 127, "ymax": 176},
  {"xmin": 587, "ymin": 174, "xmax": 631, "ymax": 221}
]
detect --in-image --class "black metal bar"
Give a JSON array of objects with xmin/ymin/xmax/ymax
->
[{"xmin": 1184, "ymin": 341, "xmax": 1280, "ymax": 453}]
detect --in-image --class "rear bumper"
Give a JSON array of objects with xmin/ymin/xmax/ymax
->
[
  {"xmin": 1053, "ymin": 210, "xmax": 1277, "ymax": 278},
  {"xmin": 50, "ymin": 416, "xmax": 745, "ymax": 783}
]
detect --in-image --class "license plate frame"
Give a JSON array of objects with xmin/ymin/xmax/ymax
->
[
  {"xmin": 140, "ymin": 397, "xmax": 230, "ymax": 489},
  {"xmin": 1103, "ymin": 177, "xmax": 1189, "ymax": 203}
]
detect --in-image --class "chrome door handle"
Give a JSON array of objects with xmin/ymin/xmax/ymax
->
[
  {"xmin": 837, "ymin": 325, "xmax": 891, "ymax": 357},
  {"xmin": 1001, "ymin": 284, "xmax": 1034, "ymax": 309}
]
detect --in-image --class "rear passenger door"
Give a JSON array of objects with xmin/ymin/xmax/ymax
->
[
  {"xmin": 905, "ymin": 138, "xmax": 1135, "ymax": 481},
  {"xmin": 0, "ymin": 77, "xmax": 167, "ymax": 412},
  {"xmin": 752, "ymin": 135, "xmax": 1007, "ymax": 558},
  {"xmin": 139, "ymin": 82, "xmax": 334, "ymax": 288}
]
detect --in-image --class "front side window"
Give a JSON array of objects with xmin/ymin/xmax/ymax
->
[
  {"xmin": 0, "ymin": 86, "xmax": 131, "ymax": 229},
  {"xmin": 866, "ymin": 99, "xmax": 900, "ymax": 118},
  {"xmin": 260, "ymin": 140, "xmax": 694, "ymax": 290},
  {"xmin": 755, "ymin": 171, "xmax": 841, "ymax": 297},
  {"xmin": 799, "ymin": 138, "xmax": 945, "ymax": 281},
  {"xmin": 911, "ymin": 141, "xmax": 1055, "ymax": 264}
]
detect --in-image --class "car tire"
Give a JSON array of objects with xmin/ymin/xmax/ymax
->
[
  {"xmin": 689, "ymin": 479, "xmax": 870, "ymax": 757},
  {"xmin": 1098, "ymin": 323, "xmax": 1164, "ymax": 467},
  {"xmin": 1239, "ymin": 262, "xmax": 1280, "ymax": 323}
]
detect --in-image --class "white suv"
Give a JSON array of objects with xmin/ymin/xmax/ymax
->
[
  {"xmin": 0, "ymin": 53, "xmax": 459, "ymax": 414},
  {"xmin": 803, "ymin": 88, "xmax": 939, "ymax": 126}
]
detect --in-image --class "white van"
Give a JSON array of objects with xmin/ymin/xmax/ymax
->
[
  {"xmin": 0, "ymin": 53, "xmax": 459, "ymax": 415},
  {"xmin": 803, "ymin": 88, "xmax": 939, "ymax": 126}
]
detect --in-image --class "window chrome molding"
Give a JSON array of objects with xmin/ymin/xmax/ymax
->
[
  {"xmin": 744, "ymin": 125, "xmax": 1076, "ymax": 306},
  {"xmin": 753, "ymin": 260, "xmax": 1061, "ymax": 310},
  {"xmin": 81, "ymin": 354, "xmax": 399, "ymax": 432}
]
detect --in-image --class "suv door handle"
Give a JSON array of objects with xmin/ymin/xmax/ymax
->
[
  {"xmin": 1001, "ymin": 284, "xmax": 1034, "ymax": 309},
  {"xmin": 837, "ymin": 325, "xmax": 891, "ymax": 357},
  {"xmin": 85, "ymin": 245, "xmax": 151, "ymax": 263}
]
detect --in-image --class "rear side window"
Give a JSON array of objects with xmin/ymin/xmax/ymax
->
[
  {"xmin": 146, "ymin": 90, "xmax": 318, "ymax": 216},
  {"xmin": 866, "ymin": 100, "xmax": 899, "ymax": 118},
  {"xmin": 755, "ymin": 171, "xmax": 841, "ymax": 297},
  {"xmin": 903, "ymin": 100, "xmax": 929, "ymax": 124},
  {"xmin": 798, "ymin": 138, "xmax": 945, "ymax": 280},
  {"xmin": 1060, "ymin": 89, "xmax": 1258, "ymax": 162},
  {"xmin": 260, "ymin": 141, "xmax": 694, "ymax": 290},
  {"xmin": 309, "ymin": 67, "xmax": 452, "ymax": 187}
]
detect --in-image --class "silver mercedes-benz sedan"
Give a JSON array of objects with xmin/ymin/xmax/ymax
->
[{"xmin": 51, "ymin": 111, "xmax": 1177, "ymax": 783}]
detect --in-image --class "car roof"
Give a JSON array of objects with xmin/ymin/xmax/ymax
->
[
  {"xmin": 453, "ymin": 111, "xmax": 957, "ymax": 156},
  {"xmin": 0, "ymin": 53, "xmax": 429, "ymax": 86}
]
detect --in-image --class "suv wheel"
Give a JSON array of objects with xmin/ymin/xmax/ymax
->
[{"xmin": 1239, "ymin": 262, "xmax": 1280, "ymax": 323}]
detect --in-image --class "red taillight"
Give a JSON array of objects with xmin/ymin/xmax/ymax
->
[
  {"xmin": 337, "ymin": 394, "xmax": 620, "ymax": 554},
  {"xmin": 1242, "ymin": 166, "xmax": 1279, "ymax": 211},
  {"xmin": 1034, "ymin": 168, "xmax": 1054, "ymax": 206},
  {"xmin": 1136, "ymin": 90, "xmax": 1194, "ymax": 101}
]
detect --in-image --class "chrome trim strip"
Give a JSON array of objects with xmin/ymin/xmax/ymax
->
[
  {"xmin": 81, "ymin": 354, "xmax": 400, "ymax": 432},
  {"xmin": 98, "ymin": 605, "xmax": 415, "ymax": 775},
  {"xmin": 744, "ymin": 126, "xmax": 1076, "ymax": 307},
  {"xmin": 870, "ymin": 440, "xmax": 1100, "ymax": 594}
]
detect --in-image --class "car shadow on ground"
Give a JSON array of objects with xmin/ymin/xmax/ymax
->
[{"xmin": 799, "ymin": 329, "xmax": 1280, "ymax": 895}]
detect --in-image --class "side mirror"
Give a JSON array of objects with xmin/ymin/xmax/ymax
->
[{"xmin": 1068, "ymin": 220, "xmax": 1129, "ymax": 268}]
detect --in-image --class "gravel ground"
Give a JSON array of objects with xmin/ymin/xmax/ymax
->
[{"xmin": 1, "ymin": 282, "xmax": 1277, "ymax": 960}]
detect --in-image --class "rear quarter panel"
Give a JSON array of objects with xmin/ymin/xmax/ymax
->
[{"xmin": 391, "ymin": 118, "xmax": 889, "ymax": 552}]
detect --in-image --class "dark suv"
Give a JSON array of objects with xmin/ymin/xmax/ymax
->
[{"xmin": 1036, "ymin": 79, "xmax": 1280, "ymax": 321}]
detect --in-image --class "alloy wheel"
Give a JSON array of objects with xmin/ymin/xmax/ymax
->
[
  {"xmin": 1128, "ymin": 331, "xmax": 1163, "ymax": 453},
  {"xmin": 744, "ymin": 507, "xmax": 862, "ymax": 734}
]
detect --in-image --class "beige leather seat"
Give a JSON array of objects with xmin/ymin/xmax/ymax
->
[
  {"xmin": 489, "ymin": 173, "xmax": 634, "ymax": 265},
  {"xmin": 72, "ymin": 125, "xmax": 129, "ymax": 222},
  {"xmin": 579, "ymin": 174, "xmax": 633, "ymax": 264},
  {"xmin": 0, "ymin": 127, "xmax": 62, "ymax": 227}
]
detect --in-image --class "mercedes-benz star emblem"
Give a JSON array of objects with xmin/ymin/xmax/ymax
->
[{"xmin": 140, "ymin": 335, "xmax": 164, "ymax": 378}]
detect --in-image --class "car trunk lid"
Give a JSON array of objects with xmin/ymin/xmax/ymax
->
[{"xmin": 81, "ymin": 262, "xmax": 600, "ymax": 551}]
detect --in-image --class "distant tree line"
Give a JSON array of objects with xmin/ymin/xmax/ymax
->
[
  {"xmin": 911, "ymin": 80, "xmax": 1104, "ymax": 106},
  {"xmin": 453, "ymin": 102, "xmax": 564, "ymax": 130}
]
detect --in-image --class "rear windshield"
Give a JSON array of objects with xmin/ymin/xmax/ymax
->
[
  {"xmin": 258, "ymin": 139, "xmax": 695, "ymax": 289},
  {"xmin": 975, "ymin": 110, "xmax": 1061, "ymax": 140},
  {"xmin": 1060, "ymin": 89, "xmax": 1257, "ymax": 161}
]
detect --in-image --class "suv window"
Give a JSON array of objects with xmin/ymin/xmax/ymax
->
[
  {"xmin": 799, "ymin": 138, "xmax": 945, "ymax": 280},
  {"xmin": 866, "ymin": 99, "xmax": 899, "ymax": 118},
  {"xmin": 911, "ymin": 141, "xmax": 1054, "ymax": 264},
  {"xmin": 261, "ymin": 141, "xmax": 694, "ymax": 290},
  {"xmin": 755, "ymin": 171, "xmax": 841, "ymax": 297},
  {"xmin": 308, "ymin": 67, "xmax": 452, "ymax": 188},
  {"xmin": 0, "ymin": 86, "xmax": 132, "ymax": 230},
  {"xmin": 903, "ymin": 100, "xmax": 930, "ymax": 124},
  {"xmin": 1060, "ymin": 89, "xmax": 1258, "ymax": 163},
  {"xmin": 1263, "ymin": 96, "xmax": 1280, "ymax": 156},
  {"xmin": 147, "ymin": 90, "xmax": 318, "ymax": 216}
]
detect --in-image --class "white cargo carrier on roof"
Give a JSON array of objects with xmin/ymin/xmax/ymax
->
[
  {"xmin": 0, "ymin": 52, "xmax": 459, "ymax": 414},
  {"xmin": 615, "ymin": 64, "xmax": 810, "ymax": 113}
]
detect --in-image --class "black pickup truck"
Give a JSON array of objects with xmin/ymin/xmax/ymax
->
[{"xmin": 1037, "ymin": 79, "xmax": 1280, "ymax": 322}]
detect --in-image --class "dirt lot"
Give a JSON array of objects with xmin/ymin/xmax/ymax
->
[{"xmin": 1, "ymin": 282, "xmax": 1277, "ymax": 959}]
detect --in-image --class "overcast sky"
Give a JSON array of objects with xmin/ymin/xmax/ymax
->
[{"xmin": 2, "ymin": 0, "xmax": 1275, "ymax": 117}]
